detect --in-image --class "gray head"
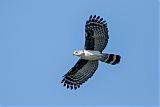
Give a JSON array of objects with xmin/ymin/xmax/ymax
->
[{"xmin": 73, "ymin": 50, "xmax": 84, "ymax": 56}]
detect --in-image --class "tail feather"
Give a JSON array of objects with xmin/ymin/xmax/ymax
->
[{"xmin": 100, "ymin": 54, "xmax": 121, "ymax": 65}]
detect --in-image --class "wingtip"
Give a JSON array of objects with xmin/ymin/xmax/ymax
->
[
  {"xmin": 96, "ymin": 16, "xmax": 100, "ymax": 19},
  {"xmin": 61, "ymin": 77, "xmax": 80, "ymax": 90},
  {"xmin": 89, "ymin": 15, "xmax": 92, "ymax": 19},
  {"xmin": 93, "ymin": 15, "xmax": 96, "ymax": 18},
  {"xmin": 88, "ymin": 15, "xmax": 107, "ymax": 24}
]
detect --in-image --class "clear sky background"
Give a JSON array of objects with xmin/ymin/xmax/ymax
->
[{"xmin": 0, "ymin": 0, "xmax": 159, "ymax": 106}]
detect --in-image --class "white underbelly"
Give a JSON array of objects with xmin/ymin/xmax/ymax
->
[
  {"xmin": 81, "ymin": 55, "xmax": 101, "ymax": 60},
  {"xmin": 80, "ymin": 50, "xmax": 103, "ymax": 60}
]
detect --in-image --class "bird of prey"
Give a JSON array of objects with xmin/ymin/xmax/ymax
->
[{"xmin": 61, "ymin": 15, "xmax": 121, "ymax": 90}]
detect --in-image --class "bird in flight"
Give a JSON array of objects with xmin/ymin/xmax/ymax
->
[{"xmin": 61, "ymin": 15, "xmax": 121, "ymax": 90}]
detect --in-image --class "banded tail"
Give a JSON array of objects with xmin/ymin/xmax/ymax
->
[{"xmin": 100, "ymin": 54, "xmax": 121, "ymax": 65}]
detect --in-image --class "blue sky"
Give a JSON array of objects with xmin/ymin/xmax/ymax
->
[{"xmin": 0, "ymin": 0, "xmax": 159, "ymax": 106}]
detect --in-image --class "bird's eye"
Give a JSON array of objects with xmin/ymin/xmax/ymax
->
[{"xmin": 75, "ymin": 51, "xmax": 78, "ymax": 54}]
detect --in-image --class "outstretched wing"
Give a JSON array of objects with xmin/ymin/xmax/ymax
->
[
  {"xmin": 85, "ymin": 15, "xmax": 109, "ymax": 52},
  {"xmin": 61, "ymin": 59, "xmax": 98, "ymax": 90}
]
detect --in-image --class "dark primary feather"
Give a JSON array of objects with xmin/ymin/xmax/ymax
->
[
  {"xmin": 85, "ymin": 15, "xmax": 109, "ymax": 52},
  {"xmin": 61, "ymin": 59, "xmax": 98, "ymax": 90}
]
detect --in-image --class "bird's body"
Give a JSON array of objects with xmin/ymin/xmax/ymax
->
[
  {"xmin": 61, "ymin": 15, "xmax": 121, "ymax": 90},
  {"xmin": 74, "ymin": 50, "xmax": 103, "ymax": 60}
]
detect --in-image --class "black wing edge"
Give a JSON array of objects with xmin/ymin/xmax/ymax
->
[
  {"xmin": 86, "ymin": 15, "xmax": 108, "ymax": 30},
  {"xmin": 61, "ymin": 59, "xmax": 88, "ymax": 90}
]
